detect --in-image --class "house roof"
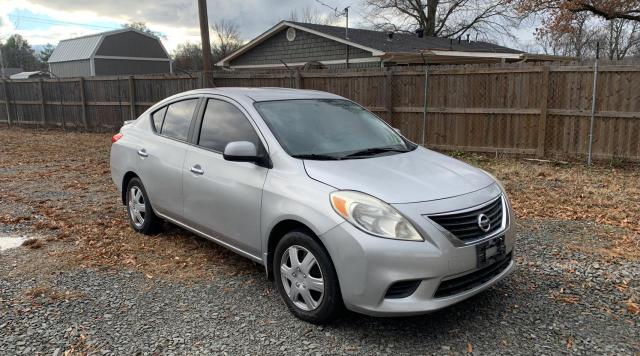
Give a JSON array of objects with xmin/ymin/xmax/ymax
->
[
  {"xmin": 48, "ymin": 28, "xmax": 169, "ymax": 63},
  {"xmin": 288, "ymin": 22, "xmax": 523, "ymax": 55},
  {"xmin": 9, "ymin": 71, "xmax": 49, "ymax": 80},
  {"xmin": 217, "ymin": 21, "xmax": 525, "ymax": 67}
]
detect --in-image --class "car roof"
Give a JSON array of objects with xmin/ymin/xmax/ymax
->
[{"xmin": 180, "ymin": 87, "xmax": 344, "ymax": 102}]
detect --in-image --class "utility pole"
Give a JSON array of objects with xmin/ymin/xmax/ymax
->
[
  {"xmin": 314, "ymin": 1, "xmax": 350, "ymax": 68},
  {"xmin": 197, "ymin": 0, "xmax": 213, "ymax": 87},
  {"xmin": 344, "ymin": 7, "xmax": 349, "ymax": 39}
]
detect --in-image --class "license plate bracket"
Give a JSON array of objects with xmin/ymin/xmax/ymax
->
[{"xmin": 476, "ymin": 235, "xmax": 506, "ymax": 269}]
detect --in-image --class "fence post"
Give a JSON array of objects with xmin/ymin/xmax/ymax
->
[
  {"xmin": 38, "ymin": 79, "xmax": 47, "ymax": 128},
  {"xmin": 128, "ymin": 76, "xmax": 136, "ymax": 120},
  {"xmin": 421, "ymin": 65, "xmax": 429, "ymax": 146},
  {"xmin": 3, "ymin": 80, "xmax": 11, "ymax": 126},
  {"xmin": 79, "ymin": 78, "xmax": 89, "ymax": 131},
  {"xmin": 384, "ymin": 69, "xmax": 393, "ymax": 123},
  {"xmin": 57, "ymin": 79, "xmax": 65, "ymax": 131},
  {"xmin": 295, "ymin": 70, "xmax": 303, "ymax": 89},
  {"xmin": 587, "ymin": 45, "xmax": 600, "ymax": 166},
  {"xmin": 536, "ymin": 66, "xmax": 550, "ymax": 157}
]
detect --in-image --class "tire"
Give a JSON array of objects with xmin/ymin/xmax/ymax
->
[
  {"xmin": 273, "ymin": 230, "xmax": 342, "ymax": 324},
  {"xmin": 125, "ymin": 177, "xmax": 162, "ymax": 235}
]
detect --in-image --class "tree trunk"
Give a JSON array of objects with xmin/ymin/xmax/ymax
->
[{"xmin": 425, "ymin": 0, "xmax": 438, "ymax": 36}]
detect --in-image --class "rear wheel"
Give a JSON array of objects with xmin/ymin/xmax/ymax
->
[
  {"xmin": 273, "ymin": 230, "xmax": 342, "ymax": 324},
  {"xmin": 126, "ymin": 177, "xmax": 162, "ymax": 234}
]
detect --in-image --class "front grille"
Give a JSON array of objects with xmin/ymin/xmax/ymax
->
[
  {"xmin": 385, "ymin": 280, "xmax": 421, "ymax": 299},
  {"xmin": 428, "ymin": 196, "xmax": 503, "ymax": 241},
  {"xmin": 434, "ymin": 252, "xmax": 512, "ymax": 298}
]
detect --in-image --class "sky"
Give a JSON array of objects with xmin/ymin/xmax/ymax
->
[{"xmin": 0, "ymin": 0, "xmax": 538, "ymax": 54}]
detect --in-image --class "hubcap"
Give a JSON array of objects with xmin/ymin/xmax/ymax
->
[
  {"xmin": 280, "ymin": 245, "xmax": 324, "ymax": 311},
  {"xmin": 128, "ymin": 186, "xmax": 146, "ymax": 228}
]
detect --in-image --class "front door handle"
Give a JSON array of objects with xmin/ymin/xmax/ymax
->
[
  {"xmin": 137, "ymin": 148, "xmax": 149, "ymax": 157},
  {"xmin": 190, "ymin": 164, "xmax": 204, "ymax": 175}
]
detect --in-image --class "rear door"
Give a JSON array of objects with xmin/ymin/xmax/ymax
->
[
  {"xmin": 137, "ymin": 97, "xmax": 200, "ymax": 219},
  {"xmin": 182, "ymin": 97, "xmax": 269, "ymax": 258}
]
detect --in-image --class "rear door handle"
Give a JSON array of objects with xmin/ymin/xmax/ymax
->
[
  {"xmin": 137, "ymin": 148, "xmax": 148, "ymax": 157},
  {"xmin": 190, "ymin": 164, "xmax": 204, "ymax": 175}
]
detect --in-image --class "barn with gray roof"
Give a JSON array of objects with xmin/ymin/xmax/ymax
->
[{"xmin": 48, "ymin": 28, "xmax": 172, "ymax": 77}]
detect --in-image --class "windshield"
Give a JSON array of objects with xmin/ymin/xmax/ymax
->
[{"xmin": 254, "ymin": 99, "xmax": 414, "ymax": 159}]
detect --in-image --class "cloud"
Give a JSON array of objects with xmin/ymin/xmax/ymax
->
[
  {"xmin": 22, "ymin": 0, "xmax": 339, "ymax": 38},
  {"xmin": 0, "ymin": 0, "xmax": 365, "ymax": 51}
]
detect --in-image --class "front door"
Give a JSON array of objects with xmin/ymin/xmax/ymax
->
[{"xmin": 182, "ymin": 97, "xmax": 269, "ymax": 258}]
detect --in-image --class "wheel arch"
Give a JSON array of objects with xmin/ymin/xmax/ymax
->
[
  {"xmin": 121, "ymin": 171, "xmax": 139, "ymax": 205},
  {"xmin": 266, "ymin": 219, "xmax": 327, "ymax": 280}
]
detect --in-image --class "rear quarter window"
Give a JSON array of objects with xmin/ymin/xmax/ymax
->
[{"xmin": 151, "ymin": 106, "xmax": 167, "ymax": 132}]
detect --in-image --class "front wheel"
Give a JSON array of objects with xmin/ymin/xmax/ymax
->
[
  {"xmin": 125, "ymin": 177, "xmax": 162, "ymax": 235},
  {"xmin": 273, "ymin": 230, "xmax": 342, "ymax": 324}
]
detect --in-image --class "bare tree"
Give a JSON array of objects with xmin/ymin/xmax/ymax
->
[
  {"xmin": 534, "ymin": 14, "xmax": 640, "ymax": 60},
  {"xmin": 601, "ymin": 19, "xmax": 640, "ymax": 60},
  {"xmin": 535, "ymin": 14, "xmax": 599, "ymax": 58},
  {"xmin": 211, "ymin": 20, "xmax": 243, "ymax": 62},
  {"xmin": 517, "ymin": 0, "xmax": 640, "ymax": 33},
  {"xmin": 121, "ymin": 21, "xmax": 166, "ymax": 39},
  {"xmin": 289, "ymin": 6, "xmax": 338, "ymax": 25},
  {"xmin": 172, "ymin": 42, "xmax": 203, "ymax": 71},
  {"xmin": 362, "ymin": 0, "xmax": 519, "ymax": 40}
]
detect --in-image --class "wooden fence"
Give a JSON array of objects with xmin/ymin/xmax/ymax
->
[
  {"xmin": 0, "ymin": 75, "xmax": 198, "ymax": 131},
  {"xmin": 2, "ymin": 63, "xmax": 640, "ymax": 161}
]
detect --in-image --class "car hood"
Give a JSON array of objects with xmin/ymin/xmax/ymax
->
[{"xmin": 303, "ymin": 147, "xmax": 495, "ymax": 204}]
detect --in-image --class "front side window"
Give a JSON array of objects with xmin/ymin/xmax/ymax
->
[
  {"xmin": 254, "ymin": 99, "xmax": 413, "ymax": 159},
  {"xmin": 198, "ymin": 99, "xmax": 262, "ymax": 153},
  {"xmin": 159, "ymin": 99, "xmax": 198, "ymax": 141}
]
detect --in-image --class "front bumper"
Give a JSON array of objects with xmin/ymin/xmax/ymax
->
[{"xmin": 318, "ymin": 184, "xmax": 515, "ymax": 317}]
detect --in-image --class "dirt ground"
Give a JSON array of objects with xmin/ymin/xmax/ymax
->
[{"xmin": 0, "ymin": 128, "xmax": 638, "ymax": 355}]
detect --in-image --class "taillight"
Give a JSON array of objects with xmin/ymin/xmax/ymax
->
[{"xmin": 111, "ymin": 133, "xmax": 123, "ymax": 143}]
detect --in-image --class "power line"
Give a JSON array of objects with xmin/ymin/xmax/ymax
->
[
  {"xmin": 9, "ymin": 14, "xmax": 120, "ymax": 30},
  {"xmin": 314, "ymin": 0, "xmax": 348, "ymax": 18}
]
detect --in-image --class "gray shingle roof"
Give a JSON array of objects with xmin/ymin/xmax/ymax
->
[{"xmin": 289, "ymin": 21, "xmax": 522, "ymax": 54}]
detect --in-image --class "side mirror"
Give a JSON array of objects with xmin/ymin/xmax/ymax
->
[
  {"xmin": 223, "ymin": 141, "xmax": 259, "ymax": 163},
  {"xmin": 223, "ymin": 141, "xmax": 272, "ymax": 168}
]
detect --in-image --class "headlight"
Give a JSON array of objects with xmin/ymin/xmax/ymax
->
[{"xmin": 330, "ymin": 191, "xmax": 423, "ymax": 241}]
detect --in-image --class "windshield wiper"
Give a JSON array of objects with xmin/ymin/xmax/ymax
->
[
  {"xmin": 342, "ymin": 146, "xmax": 410, "ymax": 158},
  {"xmin": 292, "ymin": 154, "xmax": 343, "ymax": 160}
]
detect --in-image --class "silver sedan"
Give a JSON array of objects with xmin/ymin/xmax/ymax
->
[{"xmin": 110, "ymin": 88, "xmax": 515, "ymax": 323}]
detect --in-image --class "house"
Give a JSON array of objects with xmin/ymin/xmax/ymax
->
[
  {"xmin": 48, "ymin": 28, "xmax": 172, "ymax": 77},
  {"xmin": 217, "ymin": 21, "xmax": 556, "ymax": 70},
  {"xmin": 9, "ymin": 71, "xmax": 50, "ymax": 80},
  {"xmin": 1, "ymin": 67, "xmax": 24, "ymax": 79}
]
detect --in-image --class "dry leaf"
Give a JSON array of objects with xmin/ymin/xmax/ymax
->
[
  {"xmin": 626, "ymin": 300, "xmax": 639, "ymax": 315},
  {"xmin": 467, "ymin": 342, "xmax": 473, "ymax": 353},
  {"xmin": 566, "ymin": 336, "xmax": 574, "ymax": 349}
]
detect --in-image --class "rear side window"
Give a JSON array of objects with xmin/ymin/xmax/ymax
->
[
  {"xmin": 151, "ymin": 106, "xmax": 167, "ymax": 132},
  {"xmin": 198, "ymin": 99, "xmax": 262, "ymax": 152},
  {"xmin": 159, "ymin": 99, "xmax": 198, "ymax": 141}
]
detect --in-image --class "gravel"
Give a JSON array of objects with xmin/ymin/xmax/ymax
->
[{"xmin": 1, "ymin": 219, "xmax": 638, "ymax": 355}]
